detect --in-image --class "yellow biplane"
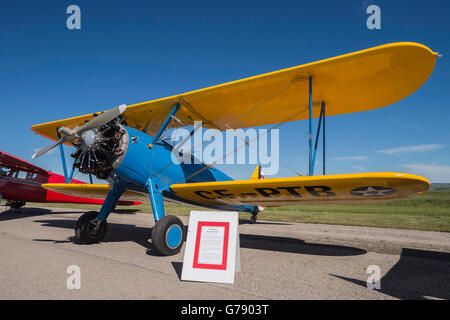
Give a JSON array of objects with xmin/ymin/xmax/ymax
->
[{"xmin": 31, "ymin": 42, "xmax": 437, "ymax": 255}]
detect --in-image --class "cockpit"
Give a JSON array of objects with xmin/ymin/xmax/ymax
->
[{"xmin": 0, "ymin": 166, "xmax": 42, "ymax": 181}]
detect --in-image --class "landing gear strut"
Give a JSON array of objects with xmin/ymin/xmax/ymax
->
[
  {"xmin": 73, "ymin": 182, "xmax": 122, "ymax": 244},
  {"xmin": 250, "ymin": 212, "xmax": 258, "ymax": 224},
  {"xmin": 147, "ymin": 177, "xmax": 185, "ymax": 256}
]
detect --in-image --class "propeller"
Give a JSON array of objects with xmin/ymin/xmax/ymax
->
[{"xmin": 32, "ymin": 104, "xmax": 126, "ymax": 159}]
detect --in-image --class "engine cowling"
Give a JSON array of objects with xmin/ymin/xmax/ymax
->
[{"xmin": 71, "ymin": 119, "xmax": 128, "ymax": 179}]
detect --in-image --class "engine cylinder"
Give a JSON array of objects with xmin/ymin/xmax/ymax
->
[{"xmin": 71, "ymin": 120, "xmax": 128, "ymax": 179}]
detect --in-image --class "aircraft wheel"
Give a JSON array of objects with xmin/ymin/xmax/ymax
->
[
  {"xmin": 249, "ymin": 212, "xmax": 258, "ymax": 224},
  {"xmin": 151, "ymin": 215, "xmax": 185, "ymax": 256},
  {"xmin": 74, "ymin": 211, "xmax": 108, "ymax": 244},
  {"xmin": 7, "ymin": 200, "xmax": 25, "ymax": 210}
]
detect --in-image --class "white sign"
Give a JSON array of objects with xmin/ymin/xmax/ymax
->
[
  {"xmin": 197, "ymin": 225, "xmax": 226, "ymax": 265},
  {"xmin": 181, "ymin": 211, "xmax": 240, "ymax": 284}
]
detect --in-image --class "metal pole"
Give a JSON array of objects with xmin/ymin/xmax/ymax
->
[
  {"xmin": 56, "ymin": 129, "xmax": 69, "ymax": 183},
  {"xmin": 153, "ymin": 103, "xmax": 180, "ymax": 144},
  {"xmin": 308, "ymin": 76, "xmax": 313, "ymax": 176},
  {"xmin": 311, "ymin": 104, "xmax": 324, "ymax": 176},
  {"xmin": 68, "ymin": 165, "xmax": 76, "ymax": 183},
  {"xmin": 322, "ymin": 101, "xmax": 326, "ymax": 175}
]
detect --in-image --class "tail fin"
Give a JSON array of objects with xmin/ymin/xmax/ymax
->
[
  {"xmin": 250, "ymin": 165, "xmax": 265, "ymax": 212},
  {"xmin": 250, "ymin": 165, "xmax": 263, "ymax": 180}
]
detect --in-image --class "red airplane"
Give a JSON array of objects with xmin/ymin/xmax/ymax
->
[{"xmin": 0, "ymin": 150, "xmax": 140, "ymax": 209}]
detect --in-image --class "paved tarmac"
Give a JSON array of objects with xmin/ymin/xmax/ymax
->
[{"xmin": 0, "ymin": 205, "xmax": 449, "ymax": 300}]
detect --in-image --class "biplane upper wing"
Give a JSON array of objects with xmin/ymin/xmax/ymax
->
[
  {"xmin": 31, "ymin": 42, "xmax": 437, "ymax": 142},
  {"xmin": 41, "ymin": 183, "xmax": 149, "ymax": 202},
  {"xmin": 169, "ymin": 172, "xmax": 430, "ymax": 207}
]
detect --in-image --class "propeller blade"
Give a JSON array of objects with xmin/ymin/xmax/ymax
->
[
  {"xmin": 32, "ymin": 104, "xmax": 126, "ymax": 159},
  {"xmin": 32, "ymin": 138, "xmax": 65, "ymax": 159},
  {"xmin": 76, "ymin": 104, "xmax": 126, "ymax": 135}
]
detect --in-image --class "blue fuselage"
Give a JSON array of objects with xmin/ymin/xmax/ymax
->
[{"xmin": 111, "ymin": 126, "xmax": 256, "ymax": 213}]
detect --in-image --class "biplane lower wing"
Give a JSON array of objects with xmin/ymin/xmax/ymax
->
[
  {"xmin": 170, "ymin": 173, "xmax": 430, "ymax": 207},
  {"xmin": 41, "ymin": 184, "xmax": 149, "ymax": 202},
  {"xmin": 43, "ymin": 173, "xmax": 429, "ymax": 208},
  {"xmin": 43, "ymin": 173, "xmax": 429, "ymax": 209}
]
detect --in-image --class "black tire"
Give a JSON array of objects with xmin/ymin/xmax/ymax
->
[
  {"xmin": 151, "ymin": 215, "xmax": 185, "ymax": 256},
  {"xmin": 74, "ymin": 211, "xmax": 107, "ymax": 244},
  {"xmin": 7, "ymin": 200, "xmax": 25, "ymax": 210}
]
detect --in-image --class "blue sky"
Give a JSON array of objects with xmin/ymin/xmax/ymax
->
[{"xmin": 0, "ymin": 0, "xmax": 449, "ymax": 182}]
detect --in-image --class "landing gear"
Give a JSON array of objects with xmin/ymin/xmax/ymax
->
[
  {"xmin": 6, "ymin": 200, "xmax": 26, "ymax": 210},
  {"xmin": 73, "ymin": 182, "xmax": 122, "ymax": 244},
  {"xmin": 250, "ymin": 212, "xmax": 258, "ymax": 224},
  {"xmin": 151, "ymin": 215, "xmax": 185, "ymax": 256},
  {"xmin": 74, "ymin": 211, "xmax": 108, "ymax": 244},
  {"xmin": 147, "ymin": 177, "xmax": 185, "ymax": 256}
]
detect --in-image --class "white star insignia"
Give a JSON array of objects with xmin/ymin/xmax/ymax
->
[{"xmin": 352, "ymin": 187, "xmax": 394, "ymax": 197}]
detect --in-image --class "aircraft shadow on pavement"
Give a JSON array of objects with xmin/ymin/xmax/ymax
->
[
  {"xmin": 111, "ymin": 209, "xmax": 140, "ymax": 214},
  {"xmin": 239, "ymin": 233, "xmax": 366, "ymax": 256},
  {"xmin": 0, "ymin": 208, "xmax": 53, "ymax": 221},
  {"xmin": 238, "ymin": 219, "xmax": 291, "ymax": 226},
  {"xmin": 33, "ymin": 219, "xmax": 154, "ymax": 251},
  {"xmin": 33, "ymin": 218, "xmax": 366, "ymax": 258},
  {"xmin": 0, "ymin": 207, "xmax": 88, "ymax": 221},
  {"xmin": 331, "ymin": 248, "xmax": 450, "ymax": 300}
]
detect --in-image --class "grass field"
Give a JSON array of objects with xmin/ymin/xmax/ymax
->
[{"xmin": 2, "ymin": 190, "xmax": 450, "ymax": 232}]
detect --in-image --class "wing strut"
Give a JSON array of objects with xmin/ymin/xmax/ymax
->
[
  {"xmin": 311, "ymin": 102, "xmax": 326, "ymax": 175},
  {"xmin": 308, "ymin": 76, "xmax": 313, "ymax": 175},
  {"xmin": 152, "ymin": 103, "xmax": 180, "ymax": 144},
  {"xmin": 308, "ymin": 77, "xmax": 326, "ymax": 176},
  {"xmin": 323, "ymin": 102, "xmax": 326, "ymax": 175},
  {"xmin": 56, "ymin": 128, "xmax": 76, "ymax": 183}
]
